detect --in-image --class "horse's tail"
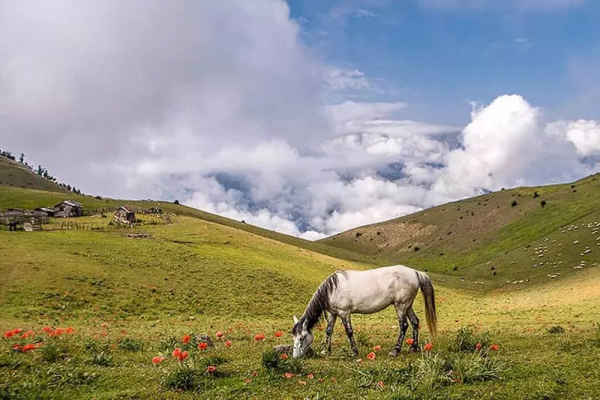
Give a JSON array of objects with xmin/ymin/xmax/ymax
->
[{"xmin": 416, "ymin": 271, "xmax": 438, "ymax": 337}]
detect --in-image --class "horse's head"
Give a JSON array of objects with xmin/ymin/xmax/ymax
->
[{"xmin": 291, "ymin": 315, "xmax": 313, "ymax": 358}]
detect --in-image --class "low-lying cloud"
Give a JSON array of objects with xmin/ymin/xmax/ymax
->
[{"xmin": 1, "ymin": 1, "xmax": 599, "ymax": 240}]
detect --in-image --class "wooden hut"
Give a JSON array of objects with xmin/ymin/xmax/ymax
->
[
  {"xmin": 114, "ymin": 206, "xmax": 135, "ymax": 226},
  {"xmin": 54, "ymin": 200, "xmax": 83, "ymax": 218}
]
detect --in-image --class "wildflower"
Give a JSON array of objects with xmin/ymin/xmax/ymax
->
[
  {"xmin": 12, "ymin": 344, "xmax": 21, "ymax": 351},
  {"xmin": 42, "ymin": 326, "xmax": 53, "ymax": 334},
  {"xmin": 424, "ymin": 342, "xmax": 433, "ymax": 351},
  {"xmin": 252, "ymin": 371, "xmax": 258, "ymax": 377},
  {"xmin": 54, "ymin": 328, "xmax": 65, "ymax": 336},
  {"xmin": 373, "ymin": 345, "xmax": 382, "ymax": 351},
  {"xmin": 21, "ymin": 330, "xmax": 35, "ymax": 339},
  {"xmin": 198, "ymin": 342, "xmax": 208, "ymax": 351},
  {"xmin": 475, "ymin": 343, "xmax": 482, "ymax": 351},
  {"xmin": 274, "ymin": 331, "xmax": 284, "ymax": 338},
  {"xmin": 13, "ymin": 328, "xmax": 22, "ymax": 335},
  {"xmin": 3, "ymin": 331, "xmax": 14, "ymax": 339},
  {"xmin": 66, "ymin": 327, "xmax": 74, "ymax": 334},
  {"xmin": 21, "ymin": 343, "xmax": 36, "ymax": 352},
  {"xmin": 206, "ymin": 366, "xmax": 217, "ymax": 373},
  {"xmin": 284, "ymin": 373, "xmax": 294, "ymax": 379},
  {"xmin": 367, "ymin": 352, "xmax": 376, "ymax": 361},
  {"xmin": 101, "ymin": 323, "xmax": 108, "ymax": 329},
  {"xmin": 280, "ymin": 353, "xmax": 289, "ymax": 360},
  {"xmin": 182, "ymin": 335, "xmax": 191, "ymax": 344},
  {"xmin": 254, "ymin": 333, "xmax": 265, "ymax": 341},
  {"xmin": 225, "ymin": 340, "xmax": 232, "ymax": 347},
  {"xmin": 299, "ymin": 380, "xmax": 307, "ymax": 385},
  {"xmin": 120, "ymin": 330, "xmax": 127, "ymax": 335},
  {"xmin": 318, "ymin": 378, "xmax": 324, "ymax": 383},
  {"xmin": 244, "ymin": 379, "xmax": 252, "ymax": 384},
  {"xmin": 152, "ymin": 356, "xmax": 164, "ymax": 364},
  {"xmin": 216, "ymin": 331, "xmax": 223, "ymax": 338},
  {"xmin": 490, "ymin": 344, "xmax": 499, "ymax": 351},
  {"xmin": 178, "ymin": 351, "xmax": 189, "ymax": 361},
  {"xmin": 101, "ymin": 331, "xmax": 107, "ymax": 337},
  {"xmin": 172, "ymin": 348, "xmax": 182, "ymax": 358},
  {"xmin": 406, "ymin": 338, "xmax": 414, "ymax": 346},
  {"xmin": 377, "ymin": 381, "xmax": 384, "ymax": 389},
  {"xmin": 307, "ymin": 373, "xmax": 314, "ymax": 379}
]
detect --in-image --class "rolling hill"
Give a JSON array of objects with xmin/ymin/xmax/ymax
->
[
  {"xmin": 320, "ymin": 173, "xmax": 600, "ymax": 289},
  {"xmin": 1, "ymin": 153, "xmax": 600, "ymax": 398}
]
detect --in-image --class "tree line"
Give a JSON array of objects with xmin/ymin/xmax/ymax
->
[{"xmin": 0, "ymin": 146, "xmax": 83, "ymax": 195}]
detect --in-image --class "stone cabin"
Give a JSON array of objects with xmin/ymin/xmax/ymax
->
[
  {"xmin": 54, "ymin": 200, "xmax": 83, "ymax": 218},
  {"xmin": 114, "ymin": 206, "xmax": 136, "ymax": 225}
]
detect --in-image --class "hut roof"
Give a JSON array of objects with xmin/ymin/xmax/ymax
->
[
  {"xmin": 55, "ymin": 200, "xmax": 82, "ymax": 208},
  {"xmin": 117, "ymin": 206, "xmax": 134, "ymax": 214}
]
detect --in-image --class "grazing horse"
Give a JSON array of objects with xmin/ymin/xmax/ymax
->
[{"xmin": 291, "ymin": 265, "xmax": 437, "ymax": 358}]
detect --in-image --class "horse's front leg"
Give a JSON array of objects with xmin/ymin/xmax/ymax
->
[
  {"xmin": 322, "ymin": 313, "xmax": 337, "ymax": 355},
  {"xmin": 340, "ymin": 314, "xmax": 358, "ymax": 356},
  {"xmin": 390, "ymin": 305, "xmax": 409, "ymax": 357}
]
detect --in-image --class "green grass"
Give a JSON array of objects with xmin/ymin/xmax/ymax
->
[{"xmin": 0, "ymin": 157, "xmax": 69, "ymax": 193}]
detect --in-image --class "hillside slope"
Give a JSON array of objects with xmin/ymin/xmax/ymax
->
[
  {"xmin": 320, "ymin": 173, "xmax": 600, "ymax": 288},
  {"xmin": 0, "ymin": 156, "xmax": 69, "ymax": 193}
]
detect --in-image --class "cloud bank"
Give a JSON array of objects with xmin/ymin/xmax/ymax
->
[{"xmin": 1, "ymin": 1, "xmax": 599, "ymax": 240}]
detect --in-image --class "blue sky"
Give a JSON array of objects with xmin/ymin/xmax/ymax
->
[{"xmin": 288, "ymin": 0, "xmax": 600, "ymax": 124}]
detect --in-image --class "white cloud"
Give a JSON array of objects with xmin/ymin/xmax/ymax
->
[{"xmin": 1, "ymin": 1, "xmax": 598, "ymax": 241}]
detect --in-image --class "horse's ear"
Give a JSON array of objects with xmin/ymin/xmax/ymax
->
[{"xmin": 293, "ymin": 315, "xmax": 299, "ymax": 324}]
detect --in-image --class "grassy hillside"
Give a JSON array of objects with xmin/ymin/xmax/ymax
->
[
  {"xmin": 320, "ymin": 173, "xmax": 600, "ymax": 289},
  {"xmin": 1, "ymin": 212, "xmax": 599, "ymax": 398},
  {"xmin": 0, "ymin": 156, "xmax": 68, "ymax": 193}
]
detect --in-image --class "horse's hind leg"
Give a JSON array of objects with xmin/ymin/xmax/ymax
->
[
  {"xmin": 407, "ymin": 306, "xmax": 420, "ymax": 352},
  {"xmin": 389, "ymin": 303, "xmax": 409, "ymax": 357},
  {"xmin": 322, "ymin": 313, "xmax": 337, "ymax": 355},
  {"xmin": 340, "ymin": 314, "xmax": 358, "ymax": 356}
]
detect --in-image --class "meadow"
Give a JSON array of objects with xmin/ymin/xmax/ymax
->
[{"xmin": 2, "ymin": 213, "xmax": 600, "ymax": 399}]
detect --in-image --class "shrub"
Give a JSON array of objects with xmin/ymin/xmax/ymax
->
[
  {"xmin": 88, "ymin": 351, "xmax": 113, "ymax": 367},
  {"xmin": 540, "ymin": 200, "xmax": 547, "ymax": 208},
  {"xmin": 261, "ymin": 350, "xmax": 304, "ymax": 374},
  {"xmin": 547, "ymin": 326, "xmax": 565, "ymax": 334},
  {"xmin": 452, "ymin": 326, "xmax": 491, "ymax": 352},
  {"xmin": 511, "ymin": 200, "xmax": 518, "ymax": 207},
  {"xmin": 162, "ymin": 364, "xmax": 201, "ymax": 392},
  {"xmin": 533, "ymin": 191, "xmax": 540, "ymax": 198}
]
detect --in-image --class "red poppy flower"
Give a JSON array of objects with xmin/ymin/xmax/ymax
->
[
  {"xmin": 280, "ymin": 354, "xmax": 288, "ymax": 360},
  {"xmin": 284, "ymin": 373, "xmax": 294, "ymax": 379},
  {"xmin": 206, "ymin": 366, "xmax": 216, "ymax": 373},
  {"xmin": 3, "ymin": 331, "xmax": 14, "ymax": 339},
  {"xmin": 66, "ymin": 327, "xmax": 74, "ymax": 334},
  {"xmin": 178, "ymin": 351, "xmax": 189, "ymax": 361},
  {"xmin": 406, "ymin": 338, "xmax": 414, "ymax": 346},
  {"xmin": 252, "ymin": 371, "xmax": 258, "ymax": 377},
  {"xmin": 172, "ymin": 348, "xmax": 182, "ymax": 358},
  {"xmin": 101, "ymin": 331, "xmax": 107, "ymax": 337},
  {"xmin": 298, "ymin": 380, "xmax": 307, "ymax": 385},
  {"xmin": 307, "ymin": 373, "xmax": 314, "ymax": 379},
  {"xmin": 377, "ymin": 381, "xmax": 384, "ymax": 389},
  {"xmin": 225, "ymin": 340, "xmax": 232, "ymax": 347},
  {"xmin": 318, "ymin": 378, "xmax": 324, "ymax": 383},
  {"xmin": 475, "ymin": 343, "xmax": 482, "ymax": 351},
  {"xmin": 182, "ymin": 335, "xmax": 191, "ymax": 344},
  {"xmin": 13, "ymin": 328, "xmax": 22, "ymax": 335},
  {"xmin": 373, "ymin": 345, "xmax": 382, "ymax": 351},
  {"xmin": 54, "ymin": 328, "xmax": 64, "ymax": 335},
  {"xmin": 42, "ymin": 326, "xmax": 53, "ymax": 334},
  {"xmin": 21, "ymin": 343, "xmax": 36, "ymax": 352},
  {"xmin": 152, "ymin": 356, "xmax": 164, "ymax": 364},
  {"xmin": 490, "ymin": 344, "xmax": 499, "ymax": 351},
  {"xmin": 424, "ymin": 342, "xmax": 433, "ymax": 351},
  {"xmin": 254, "ymin": 333, "xmax": 265, "ymax": 341},
  {"xmin": 198, "ymin": 342, "xmax": 208, "ymax": 350},
  {"xmin": 216, "ymin": 331, "xmax": 223, "ymax": 338},
  {"xmin": 274, "ymin": 331, "xmax": 284, "ymax": 338},
  {"xmin": 20, "ymin": 330, "xmax": 34, "ymax": 339},
  {"xmin": 367, "ymin": 352, "xmax": 376, "ymax": 360},
  {"xmin": 12, "ymin": 344, "xmax": 21, "ymax": 351},
  {"xmin": 101, "ymin": 323, "xmax": 108, "ymax": 329}
]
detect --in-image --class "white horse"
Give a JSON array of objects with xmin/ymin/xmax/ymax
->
[{"xmin": 291, "ymin": 265, "xmax": 437, "ymax": 358}]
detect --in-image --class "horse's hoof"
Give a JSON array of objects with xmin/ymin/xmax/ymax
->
[
  {"xmin": 408, "ymin": 345, "xmax": 420, "ymax": 353},
  {"xmin": 388, "ymin": 350, "xmax": 399, "ymax": 357}
]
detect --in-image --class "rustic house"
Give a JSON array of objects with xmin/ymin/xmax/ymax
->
[
  {"xmin": 35, "ymin": 207, "xmax": 55, "ymax": 217},
  {"xmin": 54, "ymin": 200, "xmax": 83, "ymax": 218},
  {"xmin": 0, "ymin": 208, "xmax": 48, "ymax": 230},
  {"xmin": 114, "ymin": 206, "xmax": 135, "ymax": 226}
]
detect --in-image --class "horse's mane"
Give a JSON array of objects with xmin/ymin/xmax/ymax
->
[{"xmin": 293, "ymin": 271, "xmax": 348, "ymax": 334}]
